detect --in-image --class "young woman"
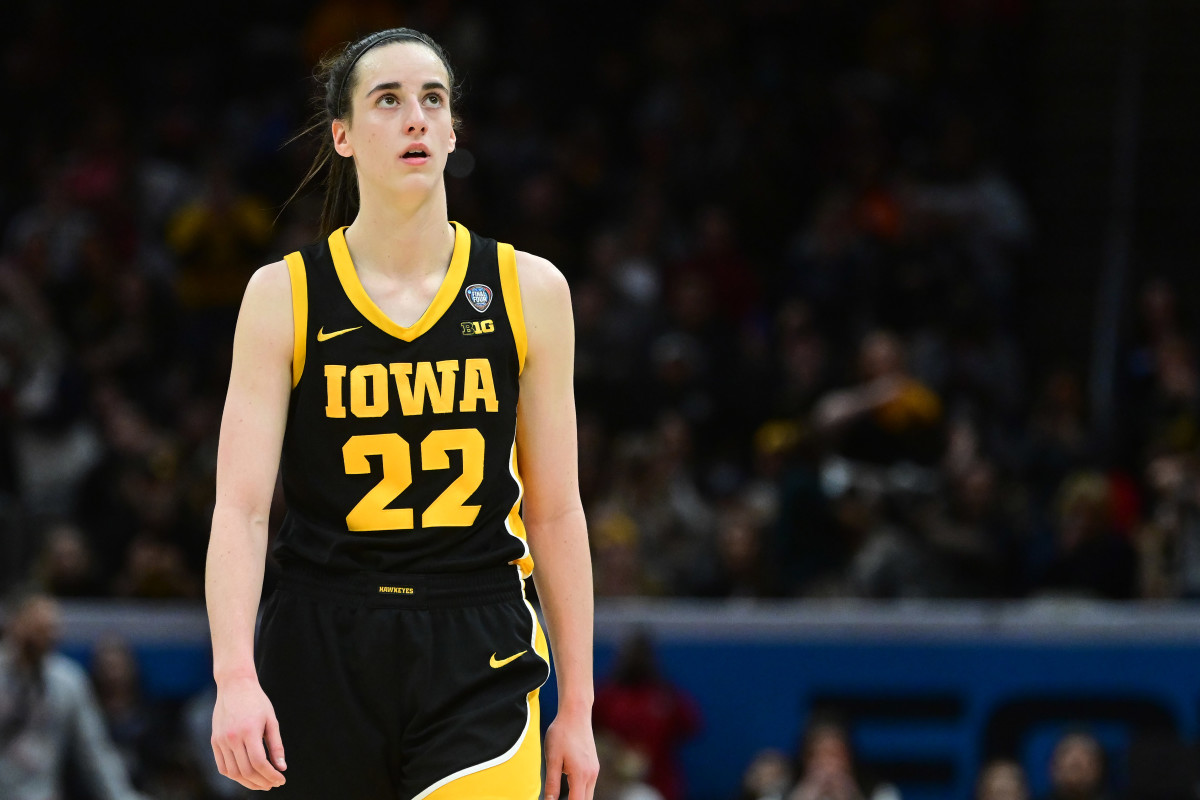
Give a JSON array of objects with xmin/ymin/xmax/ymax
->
[{"xmin": 204, "ymin": 28, "xmax": 597, "ymax": 800}]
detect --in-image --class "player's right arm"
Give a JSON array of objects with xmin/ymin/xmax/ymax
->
[{"xmin": 205, "ymin": 259, "xmax": 293, "ymax": 791}]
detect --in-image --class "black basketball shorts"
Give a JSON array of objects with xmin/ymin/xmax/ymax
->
[{"xmin": 254, "ymin": 563, "xmax": 551, "ymax": 800}]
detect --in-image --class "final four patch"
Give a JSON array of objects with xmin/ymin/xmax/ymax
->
[{"xmin": 465, "ymin": 283, "xmax": 493, "ymax": 313}]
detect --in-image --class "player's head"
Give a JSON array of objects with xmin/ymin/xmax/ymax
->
[
  {"xmin": 322, "ymin": 29, "xmax": 461, "ymax": 126},
  {"xmin": 289, "ymin": 28, "xmax": 462, "ymax": 236}
]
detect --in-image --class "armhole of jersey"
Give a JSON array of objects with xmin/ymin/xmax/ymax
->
[
  {"xmin": 283, "ymin": 251, "xmax": 308, "ymax": 388},
  {"xmin": 497, "ymin": 243, "xmax": 527, "ymax": 375}
]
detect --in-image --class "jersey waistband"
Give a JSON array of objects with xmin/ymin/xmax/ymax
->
[{"xmin": 273, "ymin": 562, "xmax": 525, "ymax": 609}]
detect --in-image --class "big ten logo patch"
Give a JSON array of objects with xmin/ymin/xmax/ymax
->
[{"xmin": 461, "ymin": 319, "xmax": 495, "ymax": 336}]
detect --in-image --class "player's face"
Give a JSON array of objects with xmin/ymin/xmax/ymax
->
[{"xmin": 334, "ymin": 41, "xmax": 456, "ymax": 199}]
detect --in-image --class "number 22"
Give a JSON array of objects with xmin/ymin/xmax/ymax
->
[{"xmin": 342, "ymin": 429, "xmax": 485, "ymax": 531}]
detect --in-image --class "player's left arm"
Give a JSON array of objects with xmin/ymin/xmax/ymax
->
[{"xmin": 514, "ymin": 250, "xmax": 598, "ymax": 800}]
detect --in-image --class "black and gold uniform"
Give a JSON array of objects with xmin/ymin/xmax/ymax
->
[{"xmin": 255, "ymin": 222, "xmax": 551, "ymax": 800}]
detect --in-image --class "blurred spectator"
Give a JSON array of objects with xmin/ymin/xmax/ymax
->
[
  {"xmin": 787, "ymin": 713, "xmax": 899, "ymax": 800},
  {"xmin": 813, "ymin": 329, "xmax": 945, "ymax": 468},
  {"xmin": 1118, "ymin": 278, "xmax": 1194, "ymax": 466},
  {"xmin": 976, "ymin": 758, "xmax": 1030, "ymax": 800},
  {"xmin": 164, "ymin": 157, "xmax": 272, "ymax": 346},
  {"xmin": 32, "ymin": 519, "xmax": 106, "ymax": 597},
  {"xmin": 916, "ymin": 458, "xmax": 1025, "ymax": 597},
  {"xmin": 0, "ymin": 590, "xmax": 147, "ymax": 800},
  {"xmin": 594, "ymin": 417, "xmax": 716, "ymax": 596},
  {"xmin": 663, "ymin": 205, "xmax": 761, "ymax": 327},
  {"xmin": 594, "ymin": 730, "xmax": 665, "ymax": 800},
  {"xmin": 898, "ymin": 111, "xmax": 1032, "ymax": 312},
  {"xmin": 110, "ymin": 534, "xmax": 202, "ymax": 600},
  {"xmin": 594, "ymin": 629, "xmax": 702, "ymax": 800},
  {"xmin": 1021, "ymin": 369, "xmax": 1099, "ymax": 507},
  {"xmin": 783, "ymin": 192, "xmax": 875, "ymax": 345},
  {"xmin": 1033, "ymin": 472, "xmax": 1136, "ymax": 600},
  {"xmin": 3, "ymin": 170, "xmax": 94, "ymax": 282},
  {"xmin": 766, "ymin": 420, "xmax": 852, "ymax": 598},
  {"xmin": 1134, "ymin": 450, "xmax": 1200, "ymax": 599},
  {"xmin": 700, "ymin": 498, "xmax": 775, "ymax": 598},
  {"xmin": 739, "ymin": 748, "xmax": 794, "ymax": 800},
  {"xmin": 1038, "ymin": 730, "xmax": 1110, "ymax": 800},
  {"xmin": 591, "ymin": 505, "xmax": 661, "ymax": 598},
  {"xmin": 1135, "ymin": 336, "xmax": 1200, "ymax": 459},
  {"xmin": 89, "ymin": 635, "xmax": 157, "ymax": 790}
]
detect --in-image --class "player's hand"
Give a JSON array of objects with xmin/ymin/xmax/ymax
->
[
  {"xmin": 211, "ymin": 675, "xmax": 287, "ymax": 791},
  {"xmin": 543, "ymin": 705, "xmax": 598, "ymax": 800}
]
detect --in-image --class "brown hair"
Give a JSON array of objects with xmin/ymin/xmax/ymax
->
[{"xmin": 282, "ymin": 28, "xmax": 462, "ymax": 237}]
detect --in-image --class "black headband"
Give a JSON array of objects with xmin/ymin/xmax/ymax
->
[{"xmin": 337, "ymin": 30, "xmax": 426, "ymax": 118}]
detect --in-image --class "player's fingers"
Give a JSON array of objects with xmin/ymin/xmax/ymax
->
[
  {"xmin": 247, "ymin": 733, "xmax": 286, "ymax": 787},
  {"xmin": 230, "ymin": 740, "xmax": 271, "ymax": 790},
  {"xmin": 543, "ymin": 747, "xmax": 563, "ymax": 800},
  {"xmin": 582, "ymin": 766, "xmax": 599, "ymax": 800},
  {"xmin": 211, "ymin": 742, "xmax": 228, "ymax": 777},
  {"xmin": 570, "ymin": 754, "xmax": 600, "ymax": 800},
  {"xmin": 265, "ymin": 714, "xmax": 287, "ymax": 771}
]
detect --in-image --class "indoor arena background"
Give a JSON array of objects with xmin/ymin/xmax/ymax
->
[{"xmin": 2, "ymin": 1, "xmax": 1199, "ymax": 799}]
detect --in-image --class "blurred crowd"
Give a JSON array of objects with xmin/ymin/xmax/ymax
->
[
  {"xmin": 4, "ymin": 2, "xmax": 1197, "ymax": 797},
  {"xmin": 5, "ymin": 593, "xmax": 1195, "ymax": 800},
  {"xmin": 736, "ymin": 718, "xmax": 1143, "ymax": 800},
  {"xmin": 3, "ymin": 0, "xmax": 1189, "ymax": 607},
  {"xmin": 594, "ymin": 631, "xmax": 1195, "ymax": 800}
]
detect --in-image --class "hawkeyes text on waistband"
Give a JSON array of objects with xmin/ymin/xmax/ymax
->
[{"xmin": 274, "ymin": 562, "xmax": 525, "ymax": 608}]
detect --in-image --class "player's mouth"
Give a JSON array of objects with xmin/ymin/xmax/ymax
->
[{"xmin": 400, "ymin": 145, "xmax": 430, "ymax": 165}]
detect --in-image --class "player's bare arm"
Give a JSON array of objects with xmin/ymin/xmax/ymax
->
[
  {"xmin": 205, "ymin": 260, "xmax": 292, "ymax": 791},
  {"xmin": 514, "ymin": 250, "xmax": 600, "ymax": 800}
]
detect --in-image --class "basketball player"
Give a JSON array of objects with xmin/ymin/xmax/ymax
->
[{"xmin": 204, "ymin": 28, "xmax": 598, "ymax": 800}]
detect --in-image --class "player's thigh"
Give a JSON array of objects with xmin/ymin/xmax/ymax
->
[
  {"xmin": 401, "ymin": 597, "xmax": 551, "ymax": 800},
  {"xmin": 255, "ymin": 589, "xmax": 399, "ymax": 800}
]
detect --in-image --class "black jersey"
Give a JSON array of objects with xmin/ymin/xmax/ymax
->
[{"xmin": 272, "ymin": 222, "xmax": 533, "ymax": 577}]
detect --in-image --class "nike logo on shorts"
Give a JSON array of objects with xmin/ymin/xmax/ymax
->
[{"xmin": 489, "ymin": 651, "xmax": 527, "ymax": 668}]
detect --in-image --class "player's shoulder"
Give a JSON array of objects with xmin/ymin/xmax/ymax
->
[
  {"xmin": 233, "ymin": 258, "xmax": 296, "ymax": 359},
  {"xmin": 509, "ymin": 249, "xmax": 572, "ymax": 354},
  {"xmin": 512, "ymin": 249, "xmax": 569, "ymax": 302},
  {"xmin": 246, "ymin": 258, "xmax": 291, "ymax": 298},
  {"xmin": 236, "ymin": 258, "xmax": 294, "ymax": 319}
]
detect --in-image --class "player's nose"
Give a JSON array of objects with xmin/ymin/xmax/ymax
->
[{"xmin": 400, "ymin": 96, "xmax": 428, "ymax": 135}]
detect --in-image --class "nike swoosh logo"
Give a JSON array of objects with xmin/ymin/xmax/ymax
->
[
  {"xmin": 489, "ymin": 650, "xmax": 527, "ymax": 669},
  {"xmin": 316, "ymin": 326, "xmax": 361, "ymax": 342}
]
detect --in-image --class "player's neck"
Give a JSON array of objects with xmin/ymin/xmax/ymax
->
[{"xmin": 344, "ymin": 192, "xmax": 454, "ymax": 281}]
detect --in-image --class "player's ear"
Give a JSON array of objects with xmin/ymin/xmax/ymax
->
[
  {"xmin": 332, "ymin": 119, "xmax": 354, "ymax": 158},
  {"xmin": 448, "ymin": 126, "xmax": 456, "ymax": 154}
]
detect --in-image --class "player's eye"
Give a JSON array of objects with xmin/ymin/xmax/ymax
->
[
  {"xmin": 424, "ymin": 93, "xmax": 443, "ymax": 107},
  {"xmin": 378, "ymin": 94, "xmax": 398, "ymax": 107}
]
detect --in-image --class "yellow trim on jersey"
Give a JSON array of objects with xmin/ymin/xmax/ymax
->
[
  {"xmin": 328, "ymin": 221, "xmax": 471, "ymax": 342},
  {"xmin": 415, "ymin": 581, "xmax": 549, "ymax": 800},
  {"xmin": 283, "ymin": 251, "xmax": 308, "ymax": 388},
  {"xmin": 496, "ymin": 243, "xmax": 527, "ymax": 375},
  {"xmin": 506, "ymin": 438, "xmax": 534, "ymax": 579}
]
